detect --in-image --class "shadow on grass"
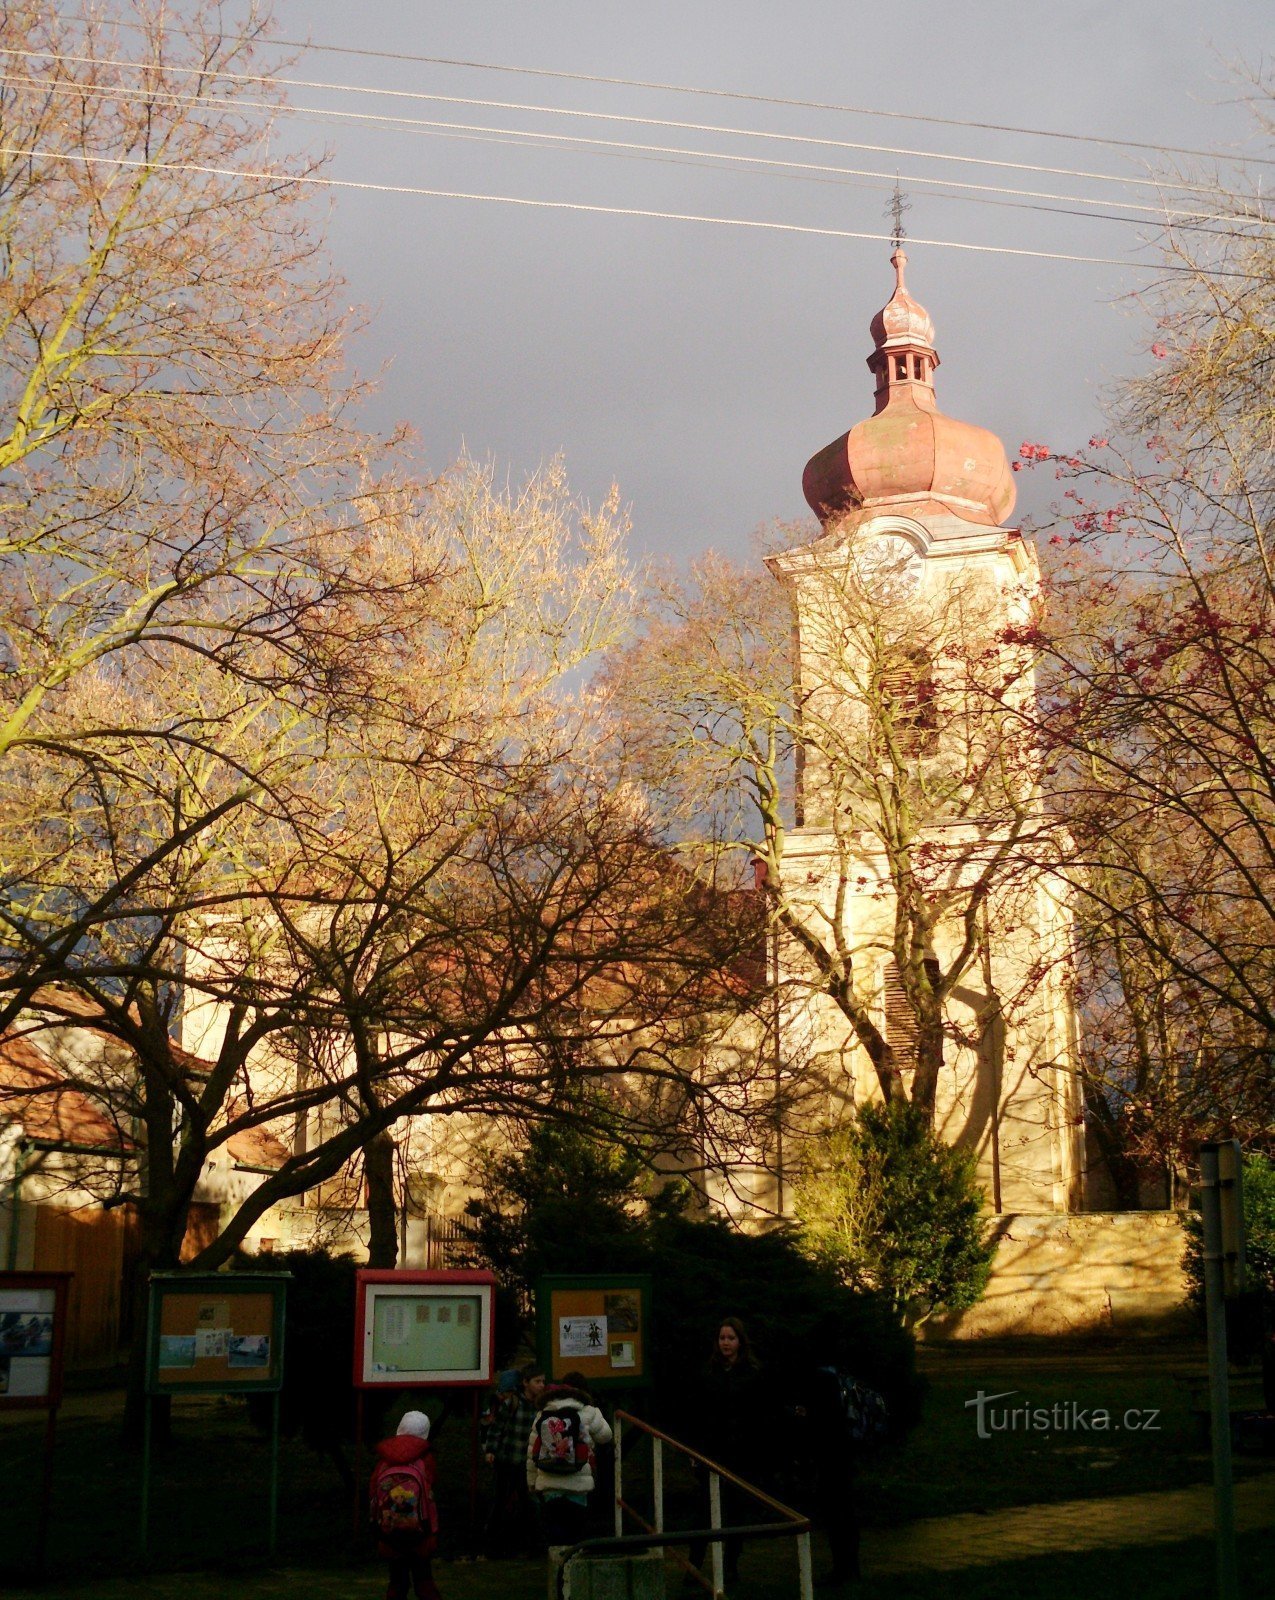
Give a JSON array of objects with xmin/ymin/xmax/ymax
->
[{"xmin": 8, "ymin": 1531, "xmax": 1275, "ymax": 1600}]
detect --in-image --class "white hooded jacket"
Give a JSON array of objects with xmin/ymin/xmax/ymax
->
[{"xmin": 526, "ymin": 1390, "xmax": 613, "ymax": 1495}]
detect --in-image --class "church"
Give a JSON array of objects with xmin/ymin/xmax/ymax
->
[
  {"xmin": 700, "ymin": 246, "xmax": 1184, "ymax": 1335},
  {"xmin": 754, "ymin": 242, "xmax": 1085, "ymax": 1219}
]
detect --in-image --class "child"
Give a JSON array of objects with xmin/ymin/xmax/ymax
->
[
  {"xmin": 479, "ymin": 1368, "xmax": 523, "ymax": 1557},
  {"xmin": 526, "ymin": 1372, "xmax": 613, "ymax": 1552},
  {"xmin": 370, "ymin": 1411, "xmax": 441, "ymax": 1600}
]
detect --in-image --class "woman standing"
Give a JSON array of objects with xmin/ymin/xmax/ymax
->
[{"xmin": 688, "ymin": 1317, "xmax": 765, "ymax": 1585}]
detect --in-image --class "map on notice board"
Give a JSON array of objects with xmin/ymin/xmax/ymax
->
[{"xmin": 0, "ymin": 1287, "xmax": 55, "ymax": 1401}]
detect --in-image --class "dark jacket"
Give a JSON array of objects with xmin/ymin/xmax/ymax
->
[{"xmin": 697, "ymin": 1357, "xmax": 765, "ymax": 1473}]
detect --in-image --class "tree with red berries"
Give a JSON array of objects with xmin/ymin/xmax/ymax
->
[{"xmin": 1019, "ymin": 162, "xmax": 1274, "ymax": 1197}]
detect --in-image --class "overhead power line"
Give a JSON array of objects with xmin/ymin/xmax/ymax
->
[
  {"xmin": 39, "ymin": 7, "xmax": 1275, "ymax": 172},
  {"xmin": 269, "ymin": 40, "xmax": 1275, "ymax": 172},
  {"xmin": 0, "ymin": 44, "xmax": 1237, "ymax": 201},
  {"xmin": 2, "ymin": 141, "xmax": 1263, "ymax": 278},
  {"xmin": 3, "ymin": 67, "xmax": 1255, "ymax": 237}
]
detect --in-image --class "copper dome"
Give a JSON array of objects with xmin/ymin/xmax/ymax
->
[{"xmin": 802, "ymin": 250, "xmax": 1016, "ymax": 530}]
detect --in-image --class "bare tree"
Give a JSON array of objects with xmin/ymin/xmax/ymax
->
[{"xmin": 0, "ymin": 7, "xmax": 769, "ymax": 1424}]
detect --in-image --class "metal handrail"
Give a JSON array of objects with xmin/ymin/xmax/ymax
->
[{"xmin": 611, "ymin": 1408, "xmax": 813, "ymax": 1600}]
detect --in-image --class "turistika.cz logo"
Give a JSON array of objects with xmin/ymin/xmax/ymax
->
[{"xmin": 965, "ymin": 1389, "xmax": 1162, "ymax": 1440}]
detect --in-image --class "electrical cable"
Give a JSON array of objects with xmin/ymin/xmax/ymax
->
[
  {"xmin": 0, "ymin": 44, "xmax": 1240, "ymax": 200},
  {"xmin": 1, "ymin": 141, "xmax": 1264, "ymax": 278},
  {"xmin": 1, "ymin": 67, "xmax": 1256, "ymax": 236},
  {"xmin": 35, "ymin": 6, "xmax": 1275, "ymax": 172}
]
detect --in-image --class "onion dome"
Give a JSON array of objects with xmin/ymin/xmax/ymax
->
[{"xmin": 802, "ymin": 250, "xmax": 1016, "ymax": 529}]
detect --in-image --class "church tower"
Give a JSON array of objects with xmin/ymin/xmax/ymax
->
[{"xmin": 767, "ymin": 249, "xmax": 1084, "ymax": 1215}]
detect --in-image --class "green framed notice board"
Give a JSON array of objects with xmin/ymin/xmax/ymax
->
[
  {"xmin": 535, "ymin": 1273, "xmax": 653, "ymax": 1391},
  {"xmin": 144, "ymin": 1272, "xmax": 288, "ymax": 1395}
]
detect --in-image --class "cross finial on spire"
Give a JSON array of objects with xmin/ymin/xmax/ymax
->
[{"xmin": 887, "ymin": 181, "xmax": 910, "ymax": 250}]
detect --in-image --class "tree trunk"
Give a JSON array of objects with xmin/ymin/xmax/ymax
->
[
  {"xmin": 1082, "ymin": 1084, "xmax": 1142, "ymax": 1209},
  {"xmin": 364, "ymin": 1130, "xmax": 399, "ymax": 1268},
  {"xmin": 911, "ymin": 1015, "xmax": 945, "ymax": 1123},
  {"xmin": 122, "ymin": 1214, "xmax": 184, "ymax": 1444}
]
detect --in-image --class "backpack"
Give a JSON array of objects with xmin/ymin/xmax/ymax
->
[
  {"xmin": 532, "ymin": 1405, "xmax": 592, "ymax": 1476},
  {"xmin": 373, "ymin": 1457, "xmax": 439, "ymax": 1541},
  {"xmin": 823, "ymin": 1368, "xmax": 889, "ymax": 1444}
]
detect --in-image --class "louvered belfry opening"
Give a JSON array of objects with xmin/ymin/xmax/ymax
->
[
  {"xmin": 878, "ymin": 645, "xmax": 938, "ymax": 757},
  {"xmin": 882, "ymin": 957, "xmax": 919, "ymax": 1066}
]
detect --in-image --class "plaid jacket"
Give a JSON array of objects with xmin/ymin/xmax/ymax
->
[{"xmin": 488, "ymin": 1393, "xmax": 541, "ymax": 1468}]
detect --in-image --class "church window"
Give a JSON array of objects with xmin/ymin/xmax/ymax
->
[
  {"xmin": 894, "ymin": 355, "xmax": 907, "ymax": 379},
  {"xmin": 913, "ymin": 355, "xmax": 924, "ymax": 379},
  {"xmin": 879, "ymin": 646, "xmax": 939, "ymax": 757},
  {"xmin": 881, "ymin": 958, "xmax": 919, "ymax": 1062}
]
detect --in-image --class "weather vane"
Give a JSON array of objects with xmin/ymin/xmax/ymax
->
[{"xmin": 887, "ymin": 180, "xmax": 910, "ymax": 249}]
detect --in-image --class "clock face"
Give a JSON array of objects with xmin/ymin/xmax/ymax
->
[{"xmin": 851, "ymin": 534, "xmax": 924, "ymax": 598}]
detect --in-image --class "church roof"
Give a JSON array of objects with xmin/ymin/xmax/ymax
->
[{"xmin": 802, "ymin": 249, "xmax": 1016, "ymax": 530}]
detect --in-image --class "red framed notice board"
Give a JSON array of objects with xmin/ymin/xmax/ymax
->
[
  {"xmin": 354, "ymin": 1269, "xmax": 496, "ymax": 1388},
  {"xmin": 0, "ymin": 1270, "xmax": 71, "ymax": 1410}
]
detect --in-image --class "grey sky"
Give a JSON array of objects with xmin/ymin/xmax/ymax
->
[{"xmin": 273, "ymin": 1, "xmax": 1269, "ymax": 559}]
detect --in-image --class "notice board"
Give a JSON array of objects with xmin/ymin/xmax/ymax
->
[
  {"xmin": 354, "ymin": 1269, "xmax": 496, "ymax": 1388},
  {"xmin": 0, "ymin": 1271, "xmax": 71, "ymax": 1410},
  {"xmin": 145, "ymin": 1273, "xmax": 289, "ymax": 1394},
  {"xmin": 536, "ymin": 1274, "xmax": 652, "ymax": 1390}
]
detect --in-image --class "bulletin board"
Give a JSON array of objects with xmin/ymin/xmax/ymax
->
[
  {"xmin": 0, "ymin": 1271, "xmax": 71, "ymax": 1411},
  {"xmin": 536, "ymin": 1274, "xmax": 653, "ymax": 1390},
  {"xmin": 353, "ymin": 1269, "xmax": 496, "ymax": 1388},
  {"xmin": 144, "ymin": 1273, "xmax": 289, "ymax": 1394}
]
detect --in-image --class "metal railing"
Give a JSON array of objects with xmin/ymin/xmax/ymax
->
[{"xmin": 610, "ymin": 1409, "xmax": 814, "ymax": 1600}]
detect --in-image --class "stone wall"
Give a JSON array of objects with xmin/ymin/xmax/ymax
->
[{"xmin": 925, "ymin": 1210, "xmax": 1192, "ymax": 1339}]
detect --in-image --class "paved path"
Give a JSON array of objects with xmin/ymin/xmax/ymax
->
[{"xmin": 861, "ymin": 1473, "xmax": 1275, "ymax": 1574}]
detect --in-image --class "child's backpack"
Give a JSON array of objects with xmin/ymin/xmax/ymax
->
[
  {"xmin": 373, "ymin": 1457, "xmax": 439, "ymax": 1541},
  {"xmin": 532, "ymin": 1405, "xmax": 592, "ymax": 1475},
  {"xmin": 822, "ymin": 1368, "xmax": 889, "ymax": 1444}
]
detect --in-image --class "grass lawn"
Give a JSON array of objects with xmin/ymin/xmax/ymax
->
[
  {"xmin": 1, "ymin": 1339, "xmax": 1270, "ymax": 1598},
  {"xmin": 862, "ymin": 1341, "xmax": 1271, "ymax": 1520}
]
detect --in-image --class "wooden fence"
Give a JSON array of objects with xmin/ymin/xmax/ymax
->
[{"xmin": 32, "ymin": 1203, "xmax": 138, "ymax": 1368}]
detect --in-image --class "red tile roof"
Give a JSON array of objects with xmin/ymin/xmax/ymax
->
[
  {"xmin": 224, "ymin": 1118, "xmax": 291, "ymax": 1170},
  {"xmin": 0, "ymin": 1029, "xmax": 131, "ymax": 1150}
]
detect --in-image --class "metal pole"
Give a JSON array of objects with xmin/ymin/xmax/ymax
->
[
  {"xmin": 34, "ymin": 1403, "xmax": 57, "ymax": 1578},
  {"xmin": 139, "ymin": 1393, "xmax": 152, "ymax": 1560},
  {"xmin": 796, "ymin": 1530, "xmax": 813, "ymax": 1600},
  {"xmin": 1200, "ymin": 1143, "xmax": 1238, "ymax": 1600},
  {"xmin": 469, "ymin": 1388, "xmax": 480, "ymax": 1537},
  {"xmin": 268, "ymin": 1389, "xmax": 281, "ymax": 1558},
  {"xmin": 613, "ymin": 1413, "xmax": 624, "ymax": 1537},
  {"xmin": 353, "ymin": 1389, "xmax": 365, "ymax": 1537},
  {"xmin": 708, "ymin": 1472, "xmax": 724, "ymax": 1598},
  {"xmin": 5, "ymin": 1143, "xmax": 25, "ymax": 1270}
]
